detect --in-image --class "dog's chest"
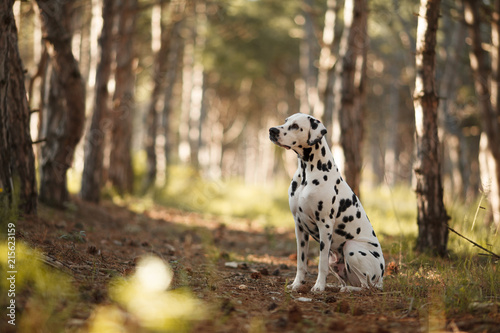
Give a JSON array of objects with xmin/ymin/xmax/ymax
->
[{"xmin": 289, "ymin": 172, "xmax": 379, "ymax": 247}]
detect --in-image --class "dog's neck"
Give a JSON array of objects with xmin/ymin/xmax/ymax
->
[{"xmin": 294, "ymin": 137, "xmax": 339, "ymax": 178}]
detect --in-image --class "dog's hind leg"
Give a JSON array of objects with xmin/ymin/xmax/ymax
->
[{"xmin": 342, "ymin": 240, "xmax": 384, "ymax": 290}]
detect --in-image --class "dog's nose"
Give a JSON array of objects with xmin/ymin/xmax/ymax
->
[{"xmin": 269, "ymin": 127, "xmax": 280, "ymax": 136}]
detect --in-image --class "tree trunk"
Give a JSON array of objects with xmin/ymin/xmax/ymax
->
[
  {"xmin": 334, "ymin": 0, "xmax": 367, "ymax": 196},
  {"xmin": 463, "ymin": 0, "xmax": 500, "ymax": 227},
  {"xmin": 144, "ymin": 2, "xmax": 183, "ymax": 191},
  {"xmin": 81, "ymin": 0, "xmax": 116, "ymax": 203},
  {"xmin": 316, "ymin": 0, "xmax": 342, "ymax": 138},
  {"xmin": 36, "ymin": 0, "xmax": 86, "ymax": 207},
  {"xmin": 413, "ymin": 0, "xmax": 449, "ymax": 256},
  {"xmin": 0, "ymin": 0, "xmax": 38, "ymax": 214},
  {"xmin": 161, "ymin": 17, "xmax": 183, "ymax": 184},
  {"xmin": 109, "ymin": 0, "xmax": 137, "ymax": 195},
  {"xmin": 299, "ymin": 0, "xmax": 319, "ymax": 115}
]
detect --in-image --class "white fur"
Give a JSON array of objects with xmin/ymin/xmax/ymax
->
[{"xmin": 269, "ymin": 113, "xmax": 385, "ymax": 292}]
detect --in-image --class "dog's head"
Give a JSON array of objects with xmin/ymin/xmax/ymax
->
[{"xmin": 269, "ymin": 113, "xmax": 327, "ymax": 151}]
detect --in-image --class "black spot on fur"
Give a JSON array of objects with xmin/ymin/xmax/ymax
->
[
  {"xmin": 320, "ymin": 241, "xmax": 325, "ymax": 251},
  {"xmin": 332, "ymin": 196, "xmax": 336, "ymax": 205},
  {"xmin": 315, "ymin": 211, "xmax": 320, "ymax": 221},
  {"xmin": 292, "ymin": 141, "xmax": 296, "ymax": 145},
  {"xmin": 356, "ymin": 211, "xmax": 361, "ymax": 219},
  {"xmin": 299, "ymin": 207, "xmax": 303, "ymax": 212},
  {"xmin": 348, "ymin": 215, "xmax": 354, "ymax": 222},
  {"xmin": 372, "ymin": 230, "xmax": 376, "ymax": 237},
  {"xmin": 336, "ymin": 198, "xmax": 351, "ymax": 218},
  {"xmin": 321, "ymin": 146, "xmax": 326, "ymax": 157},
  {"xmin": 302, "ymin": 148, "xmax": 312, "ymax": 162},
  {"xmin": 300, "ymin": 241, "xmax": 305, "ymax": 247},
  {"xmin": 323, "ymin": 175, "xmax": 328, "ymax": 181},
  {"xmin": 369, "ymin": 242, "xmax": 379, "ymax": 248},
  {"xmin": 370, "ymin": 251, "xmax": 380, "ymax": 258},
  {"xmin": 380, "ymin": 263, "xmax": 384, "ymax": 271},
  {"xmin": 317, "ymin": 160, "xmax": 322, "ymax": 170},
  {"xmin": 349, "ymin": 252, "xmax": 354, "ymax": 256},
  {"xmin": 309, "ymin": 117, "xmax": 319, "ymax": 130},
  {"xmin": 325, "ymin": 224, "xmax": 330, "ymax": 228},
  {"xmin": 309, "ymin": 154, "xmax": 315, "ymax": 162},
  {"xmin": 299, "ymin": 226, "xmax": 304, "ymax": 233},
  {"xmin": 356, "ymin": 227, "xmax": 361, "ymax": 234},
  {"xmin": 318, "ymin": 201, "xmax": 323, "ymax": 211},
  {"xmin": 304, "ymin": 234, "xmax": 309, "ymax": 241},
  {"xmin": 336, "ymin": 179, "xmax": 341, "ymax": 185},
  {"xmin": 372, "ymin": 274, "xmax": 376, "ymax": 281},
  {"xmin": 352, "ymin": 194, "xmax": 358, "ymax": 205},
  {"xmin": 359, "ymin": 251, "xmax": 367, "ymax": 256},
  {"xmin": 335, "ymin": 229, "xmax": 346, "ymax": 236},
  {"xmin": 342, "ymin": 216, "xmax": 349, "ymax": 223},
  {"xmin": 312, "ymin": 179, "xmax": 320, "ymax": 186},
  {"xmin": 290, "ymin": 181, "xmax": 298, "ymax": 197},
  {"xmin": 301, "ymin": 252, "xmax": 305, "ymax": 262},
  {"xmin": 338, "ymin": 223, "xmax": 346, "ymax": 229},
  {"xmin": 345, "ymin": 233, "xmax": 354, "ymax": 240}
]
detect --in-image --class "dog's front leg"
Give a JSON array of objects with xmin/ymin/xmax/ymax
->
[
  {"xmin": 289, "ymin": 222, "xmax": 309, "ymax": 290},
  {"xmin": 311, "ymin": 224, "xmax": 332, "ymax": 292}
]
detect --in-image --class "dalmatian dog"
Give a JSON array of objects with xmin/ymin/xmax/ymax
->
[{"xmin": 269, "ymin": 113, "xmax": 385, "ymax": 292}]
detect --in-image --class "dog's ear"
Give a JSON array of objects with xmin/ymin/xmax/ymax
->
[{"xmin": 307, "ymin": 117, "xmax": 327, "ymax": 146}]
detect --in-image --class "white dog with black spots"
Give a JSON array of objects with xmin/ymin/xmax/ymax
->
[{"xmin": 269, "ymin": 113, "xmax": 385, "ymax": 292}]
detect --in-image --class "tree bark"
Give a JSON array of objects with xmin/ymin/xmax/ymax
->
[
  {"xmin": 463, "ymin": 0, "xmax": 500, "ymax": 227},
  {"xmin": 36, "ymin": 0, "xmax": 86, "ymax": 208},
  {"xmin": 413, "ymin": 0, "xmax": 449, "ymax": 256},
  {"xmin": 299, "ymin": 0, "xmax": 319, "ymax": 115},
  {"xmin": 144, "ymin": 2, "xmax": 183, "ymax": 191},
  {"xmin": 161, "ymin": 17, "xmax": 183, "ymax": 183},
  {"xmin": 0, "ymin": 0, "xmax": 38, "ymax": 214},
  {"xmin": 109, "ymin": 0, "xmax": 137, "ymax": 195},
  {"xmin": 81, "ymin": 0, "xmax": 116, "ymax": 203},
  {"xmin": 315, "ymin": 0, "xmax": 342, "ymax": 139},
  {"xmin": 334, "ymin": 0, "xmax": 367, "ymax": 196}
]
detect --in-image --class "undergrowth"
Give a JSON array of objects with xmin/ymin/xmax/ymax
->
[{"xmin": 70, "ymin": 163, "xmax": 500, "ymax": 321}]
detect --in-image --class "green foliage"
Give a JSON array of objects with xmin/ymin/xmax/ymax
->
[
  {"xmin": 89, "ymin": 256, "xmax": 205, "ymax": 333},
  {"xmin": 0, "ymin": 241, "xmax": 76, "ymax": 332},
  {"xmin": 154, "ymin": 165, "xmax": 292, "ymax": 228}
]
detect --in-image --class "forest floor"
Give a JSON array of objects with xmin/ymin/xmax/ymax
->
[{"xmin": 6, "ymin": 198, "xmax": 500, "ymax": 333}]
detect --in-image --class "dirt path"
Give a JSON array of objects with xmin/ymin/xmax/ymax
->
[{"xmin": 9, "ymin": 199, "xmax": 499, "ymax": 332}]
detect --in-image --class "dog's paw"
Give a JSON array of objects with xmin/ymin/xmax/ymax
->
[
  {"xmin": 287, "ymin": 280, "xmax": 304, "ymax": 291},
  {"xmin": 310, "ymin": 283, "xmax": 326, "ymax": 292}
]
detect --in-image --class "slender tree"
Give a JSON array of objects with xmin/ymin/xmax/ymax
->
[
  {"xmin": 36, "ymin": 0, "xmax": 86, "ymax": 207},
  {"xmin": 463, "ymin": 0, "xmax": 500, "ymax": 228},
  {"xmin": 0, "ymin": 0, "xmax": 38, "ymax": 214},
  {"xmin": 413, "ymin": 0, "xmax": 449, "ymax": 255},
  {"xmin": 333, "ymin": 0, "xmax": 368, "ymax": 196},
  {"xmin": 109, "ymin": 0, "xmax": 137, "ymax": 195},
  {"xmin": 315, "ymin": 0, "xmax": 342, "ymax": 137},
  {"xmin": 81, "ymin": 0, "xmax": 116, "ymax": 203},
  {"xmin": 144, "ymin": 1, "xmax": 184, "ymax": 191}
]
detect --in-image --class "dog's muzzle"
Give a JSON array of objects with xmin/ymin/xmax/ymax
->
[{"xmin": 269, "ymin": 127, "xmax": 290, "ymax": 150}]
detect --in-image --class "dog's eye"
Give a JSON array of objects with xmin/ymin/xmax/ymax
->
[{"xmin": 291, "ymin": 124, "xmax": 299, "ymax": 130}]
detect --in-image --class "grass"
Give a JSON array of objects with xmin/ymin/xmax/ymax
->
[
  {"xmin": 131, "ymin": 166, "xmax": 500, "ymax": 318},
  {"xmin": 61, "ymin": 164, "xmax": 500, "ymax": 326}
]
